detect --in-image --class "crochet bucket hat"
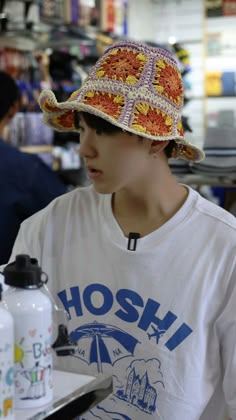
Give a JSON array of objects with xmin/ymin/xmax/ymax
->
[{"xmin": 39, "ymin": 40, "xmax": 204, "ymax": 162}]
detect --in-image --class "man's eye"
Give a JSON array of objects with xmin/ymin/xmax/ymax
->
[{"xmin": 96, "ymin": 129, "xmax": 102, "ymax": 135}]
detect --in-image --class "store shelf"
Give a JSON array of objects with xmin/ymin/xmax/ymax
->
[
  {"xmin": 176, "ymin": 174, "xmax": 236, "ymax": 187},
  {"xmin": 20, "ymin": 145, "xmax": 53, "ymax": 154},
  {"xmin": 207, "ymin": 95, "xmax": 236, "ymax": 98}
]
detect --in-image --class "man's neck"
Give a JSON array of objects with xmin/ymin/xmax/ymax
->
[{"xmin": 112, "ymin": 170, "xmax": 188, "ymax": 238}]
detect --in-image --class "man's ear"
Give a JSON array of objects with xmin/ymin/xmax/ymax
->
[{"xmin": 149, "ymin": 140, "xmax": 170, "ymax": 156}]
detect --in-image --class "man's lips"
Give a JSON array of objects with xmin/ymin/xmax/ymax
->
[{"xmin": 86, "ymin": 166, "xmax": 103, "ymax": 179}]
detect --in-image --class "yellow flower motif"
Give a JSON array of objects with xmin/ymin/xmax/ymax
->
[
  {"xmin": 96, "ymin": 70, "xmax": 105, "ymax": 78},
  {"xmin": 132, "ymin": 124, "xmax": 147, "ymax": 133},
  {"xmin": 110, "ymin": 48, "xmax": 119, "ymax": 55},
  {"xmin": 136, "ymin": 103, "xmax": 149, "ymax": 115},
  {"xmin": 176, "ymin": 96, "xmax": 182, "ymax": 105},
  {"xmin": 156, "ymin": 85, "xmax": 164, "ymax": 93},
  {"xmin": 177, "ymin": 121, "xmax": 182, "ymax": 129},
  {"xmin": 113, "ymin": 95, "xmax": 124, "ymax": 104},
  {"xmin": 85, "ymin": 91, "xmax": 95, "ymax": 98},
  {"xmin": 157, "ymin": 59, "xmax": 166, "ymax": 69},
  {"xmin": 165, "ymin": 116, "xmax": 173, "ymax": 126},
  {"xmin": 68, "ymin": 90, "xmax": 80, "ymax": 101},
  {"xmin": 137, "ymin": 53, "xmax": 147, "ymax": 62},
  {"xmin": 126, "ymin": 75, "xmax": 138, "ymax": 84}
]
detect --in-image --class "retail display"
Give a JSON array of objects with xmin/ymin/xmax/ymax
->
[
  {"xmin": 0, "ymin": 6, "xmax": 97, "ymax": 178},
  {"xmin": 9, "ymin": 112, "xmax": 53, "ymax": 148},
  {"xmin": 191, "ymin": 126, "xmax": 236, "ymax": 178},
  {"xmin": 0, "ymin": 284, "xmax": 14, "ymax": 420},
  {"xmin": 205, "ymin": 9, "xmax": 236, "ymax": 121},
  {"xmin": 205, "ymin": 70, "xmax": 236, "ymax": 95},
  {"xmin": 3, "ymin": 255, "xmax": 53, "ymax": 409},
  {"xmin": 206, "ymin": 0, "xmax": 236, "ymax": 17}
]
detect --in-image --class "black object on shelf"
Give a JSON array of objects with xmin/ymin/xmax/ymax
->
[{"xmin": 46, "ymin": 390, "xmax": 99, "ymax": 419}]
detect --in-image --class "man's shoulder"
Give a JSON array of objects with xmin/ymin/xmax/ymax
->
[
  {"xmin": 195, "ymin": 191, "xmax": 236, "ymax": 233},
  {"xmin": 23, "ymin": 184, "xmax": 99, "ymax": 226},
  {"xmin": 51, "ymin": 184, "xmax": 99, "ymax": 209}
]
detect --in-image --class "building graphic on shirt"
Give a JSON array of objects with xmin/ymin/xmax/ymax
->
[{"xmin": 116, "ymin": 367, "xmax": 157, "ymax": 414}]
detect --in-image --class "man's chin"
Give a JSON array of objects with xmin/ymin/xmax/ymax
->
[{"xmin": 93, "ymin": 183, "xmax": 114, "ymax": 195}]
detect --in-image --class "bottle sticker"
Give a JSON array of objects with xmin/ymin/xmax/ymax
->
[
  {"xmin": 0, "ymin": 342, "xmax": 14, "ymax": 419},
  {"xmin": 14, "ymin": 326, "xmax": 53, "ymax": 404}
]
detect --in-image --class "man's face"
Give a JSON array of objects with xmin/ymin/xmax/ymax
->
[{"xmin": 78, "ymin": 115, "xmax": 152, "ymax": 194}]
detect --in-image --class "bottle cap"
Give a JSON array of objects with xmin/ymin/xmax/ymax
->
[{"xmin": 3, "ymin": 254, "xmax": 48, "ymax": 289}]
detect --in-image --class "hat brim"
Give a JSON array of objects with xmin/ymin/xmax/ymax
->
[{"xmin": 39, "ymin": 89, "xmax": 205, "ymax": 163}]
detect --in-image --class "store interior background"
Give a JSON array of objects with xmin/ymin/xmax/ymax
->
[{"xmin": 1, "ymin": 0, "xmax": 236, "ymax": 212}]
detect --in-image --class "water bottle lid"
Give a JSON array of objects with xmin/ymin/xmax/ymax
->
[{"xmin": 3, "ymin": 254, "xmax": 48, "ymax": 289}]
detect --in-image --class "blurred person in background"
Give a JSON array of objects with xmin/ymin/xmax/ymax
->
[{"xmin": 0, "ymin": 71, "xmax": 66, "ymax": 264}]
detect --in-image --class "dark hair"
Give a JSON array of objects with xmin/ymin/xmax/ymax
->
[
  {"xmin": 75, "ymin": 111, "xmax": 125, "ymax": 135},
  {"xmin": 75, "ymin": 111, "xmax": 176, "ymax": 157},
  {"xmin": 0, "ymin": 71, "xmax": 20, "ymax": 120},
  {"xmin": 163, "ymin": 140, "xmax": 176, "ymax": 158}
]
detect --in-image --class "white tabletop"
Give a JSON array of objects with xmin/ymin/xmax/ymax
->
[{"xmin": 15, "ymin": 370, "xmax": 97, "ymax": 419}]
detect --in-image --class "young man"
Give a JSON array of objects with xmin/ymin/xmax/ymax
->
[
  {"xmin": 0, "ymin": 71, "xmax": 66, "ymax": 264},
  {"xmin": 7, "ymin": 42, "xmax": 236, "ymax": 419}
]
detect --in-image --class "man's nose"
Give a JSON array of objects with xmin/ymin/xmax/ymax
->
[{"xmin": 79, "ymin": 132, "xmax": 97, "ymax": 159}]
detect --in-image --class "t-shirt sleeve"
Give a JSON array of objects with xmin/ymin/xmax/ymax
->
[
  {"xmin": 216, "ymin": 262, "xmax": 236, "ymax": 419},
  {"xmin": 8, "ymin": 206, "xmax": 47, "ymax": 264},
  {"xmin": 0, "ymin": 215, "xmax": 40, "ymax": 289}
]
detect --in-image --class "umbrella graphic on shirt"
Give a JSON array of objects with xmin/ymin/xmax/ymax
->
[{"xmin": 70, "ymin": 322, "xmax": 139, "ymax": 373}]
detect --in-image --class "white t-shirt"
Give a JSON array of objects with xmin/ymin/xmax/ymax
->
[{"xmin": 8, "ymin": 185, "xmax": 236, "ymax": 419}]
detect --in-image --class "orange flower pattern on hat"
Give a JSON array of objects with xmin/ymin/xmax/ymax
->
[
  {"xmin": 96, "ymin": 48, "xmax": 147, "ymax": 84},
  {"xmin": 83, "ymin": 91, "xmax": 124, "ymax": 119},
  {"xmin": 39, "ymin": 92, "xmax": 62, "ymax": 113},
  {"xmin": 43, "ymin": 103, "xmax": 61, "ymax": 113},
  {"xmin": 38, "ymin": 41, "xmax": 205, "ymax": 162},
  {"xmin": 177, "ymin": 120, "xmax": 184, "ymax": 137},
  {"xmin": 133, "ymin": 105, "xmax": 172, "ymax": 136},
  {"xmin": 154, "ymin": 59, "xmax": 183, "ymax": 106},
  {"xmin": 54, "ymin": 111, "xmax": 75, "ymax": 130}
]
